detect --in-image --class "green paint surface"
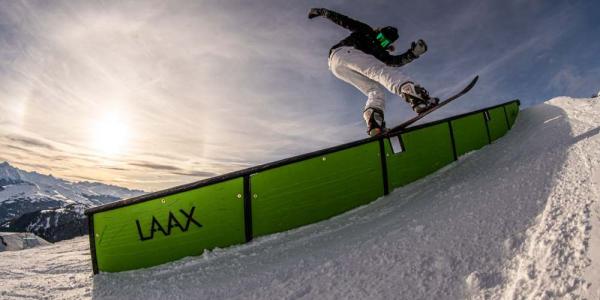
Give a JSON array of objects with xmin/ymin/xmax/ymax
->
[
  {"xmin": 506, "ymin": 102, "xmax": 520, "ymax": 127},
  {"xmin": 452, "ymin": 113, "xmax": 489, "ymax": 156},
  {"xmin": 385, "ymin": 123, "xmax": 455, "ymax": 189},
  {"xmin": 487, "ymin": 107, "xmax": 509, "ymax": 141},
  {"xmin": 251, "ymin": 141, "xmax": 384, "ymax": 237},
  {"xmin": 93, "ymin": 178, "xmax": 245, "ymax": 272},
  {"xmin": 88, "ymin": 101, "xmax": 520, "ymax": 273}
]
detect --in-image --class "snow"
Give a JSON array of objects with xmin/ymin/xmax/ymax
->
[
  {"xmin": 0, "ymin": 236, "xmax": 92, "ymax": 299},
  {"xmin": 0, "ymin": 232, "xmax": 50, "ymax": 251},
  {"xmin": 0, "ymin": 162, "xmax": 21, "ymax": 182},
  {"xmin": 0, "ymin": 97, "xmax": 598, "ymax": 299}
]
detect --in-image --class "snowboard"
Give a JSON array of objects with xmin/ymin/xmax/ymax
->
[{"xmin": 388, "ymin": 75, "xmax": 479, "ymax": 134}]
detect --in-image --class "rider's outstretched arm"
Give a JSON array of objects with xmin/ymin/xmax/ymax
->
[
  {"xmin": 382, "ymin": 40, "xmax": 428, "ymax": 67},
  {"xmin": 308, "ymin": 8, "xmax": 372, "ymax": 33},
  {"xmin": 381, "ymin": 50, "xmax": 419, "ymax": 67}
]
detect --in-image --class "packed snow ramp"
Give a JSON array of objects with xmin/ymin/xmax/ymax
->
[{"xmin": 84, "ymin": 100, "xmax": 520, "ymax": 273}]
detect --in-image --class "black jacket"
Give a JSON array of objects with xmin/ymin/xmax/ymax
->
[{"xmin": 314, "ymin": 9, "xmax": 418, "ymax": 67}]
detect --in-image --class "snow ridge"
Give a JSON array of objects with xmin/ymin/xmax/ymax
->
[{"xmin": 490, "ymin": 98, "xmax": 600, "ymax": 299}]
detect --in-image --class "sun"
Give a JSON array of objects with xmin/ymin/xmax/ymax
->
[{"xmin": 92, "ymin": 113, "xmax": 130, "ymax": 156}]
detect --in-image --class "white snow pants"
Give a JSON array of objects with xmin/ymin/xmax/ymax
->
[{"xmin": 328, "ymin": 47, "xmax": 411, "ymax": 113}]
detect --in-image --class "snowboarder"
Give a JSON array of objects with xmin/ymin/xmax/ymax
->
[{"xmin": 308, "ymin": 8, "xmax": 439, "ymax": 136}]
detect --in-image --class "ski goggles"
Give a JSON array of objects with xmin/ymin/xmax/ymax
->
[{"xmin": 376, "ymin": 32, "xmax": 391, "ymax": 48}]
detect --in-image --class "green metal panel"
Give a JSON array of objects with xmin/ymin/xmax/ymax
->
[
  {"xmin": 251, "ymin": 141, "xmax": 384, "ymax": 237},
  {"xmin": 385, "ymin": 123, "xmax": 455, "ymax": 189},
  {"xmin": 452, "ymin": 113, "xmax": 489, "ymax": 156},
  {"xmin": 505, "ymin": 102, "xmax": 519, "ymax": 127},
  {"xmin": 93, "ymin": 178, "xmax": 245, "ymax": 272},
  {"xmin": 487, "ymin": 107, "xmax": 509, "ymax": 141},
  {"xmin": 86, "ymin": 100, "xmax": 520, "ymax": 274}
]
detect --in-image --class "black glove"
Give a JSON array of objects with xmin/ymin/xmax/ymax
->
[
  {"xmin": 410, "ymin": 39, "xmax": 427, "ymax": 57},
  {"xmin": 308, "ymin": 8, "xmax": 325, "ymax": 19}
]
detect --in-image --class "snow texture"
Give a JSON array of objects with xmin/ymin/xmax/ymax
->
[
  {"xmin": 0, "ymin": 232, "xmax": 50, "ymax": 252},
  {"xmin": 0, "ymin": 97, "xmax": 598, "ymax": 299}
]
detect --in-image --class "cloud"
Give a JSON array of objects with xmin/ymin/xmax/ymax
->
[
  {"xmin": 129, "ymin": 161, "xmax": 216, "ymax": 177},
  {"xmin": 3, "ymin": 144, "xmax": 64, "ymax": 161},
  {"xmin": 100, "ymin": 166, "xmax": 128, "ymax": 171},
  {"xmin": 172, "ymin": 171, "xmax": 217, "ymax": 177},
  {"xmin": 129, "ymin": 162, "xmax": 181, "ymax": 171},
  {"xmin": 6, "ymin": 135, "xmax": 56, "ymax": 150},
  {"xmin": 0, "ymin": 0, "xmax": 598, "ymax": 190},
  {"xmin": 549, "ymin": 66, "xmax": 600, "ymax": 97},
  {"xmin": 17, "ymin": 161, "xmax": 67, "ymax": 172}
]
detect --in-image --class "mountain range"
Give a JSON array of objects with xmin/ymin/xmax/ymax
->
[{"xmin": 0, "ymin": 161, "xmax": 144, "ymax": 242}]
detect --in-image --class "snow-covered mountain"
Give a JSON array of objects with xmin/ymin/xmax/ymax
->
[
  {"xmin": 0, "ymin": 161, "xmax": 144, "ymax": 223},
  {"xmin": 1, "ymin": 204, "xmax": 89, "ymax": 242}
]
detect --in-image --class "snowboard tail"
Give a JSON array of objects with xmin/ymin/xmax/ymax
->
[{"xmin": 388, "ymin": 76, "xmax": 479, "ymax": 134}]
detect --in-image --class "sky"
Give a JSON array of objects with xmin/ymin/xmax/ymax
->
[{"xmin": 0, "ymin": 0, "xmax": 598, "ymax": 191}]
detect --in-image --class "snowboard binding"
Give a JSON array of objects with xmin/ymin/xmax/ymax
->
[
  {"xmin": 400, "ymin": 82, "xmax": 439, "ymax": 114},
  {"xmin": 363, "ymin": 107, "xmax": 386, "ymax": 137}
]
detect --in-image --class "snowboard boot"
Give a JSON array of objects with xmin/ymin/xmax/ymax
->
[
  {"xmin": 363, "ymin": 107, "xmax": 386, "ymax": 137},
  {"xmin": 400, "ymin": 82, "xmax": 439, "ymax": 114}
]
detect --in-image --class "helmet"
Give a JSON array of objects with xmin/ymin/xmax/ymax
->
[{"xmin": 375, "ymin": 26, "xmax": 398, "ymax": 49}]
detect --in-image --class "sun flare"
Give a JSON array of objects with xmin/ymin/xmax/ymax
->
[{"xmin": 91, "ymin": 113, "xmax": 130, "ymax": 156}]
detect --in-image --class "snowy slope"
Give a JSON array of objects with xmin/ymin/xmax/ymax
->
[{"xmin": 0, "ymin": 97, "xmax": 598, "ymax": 300}]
